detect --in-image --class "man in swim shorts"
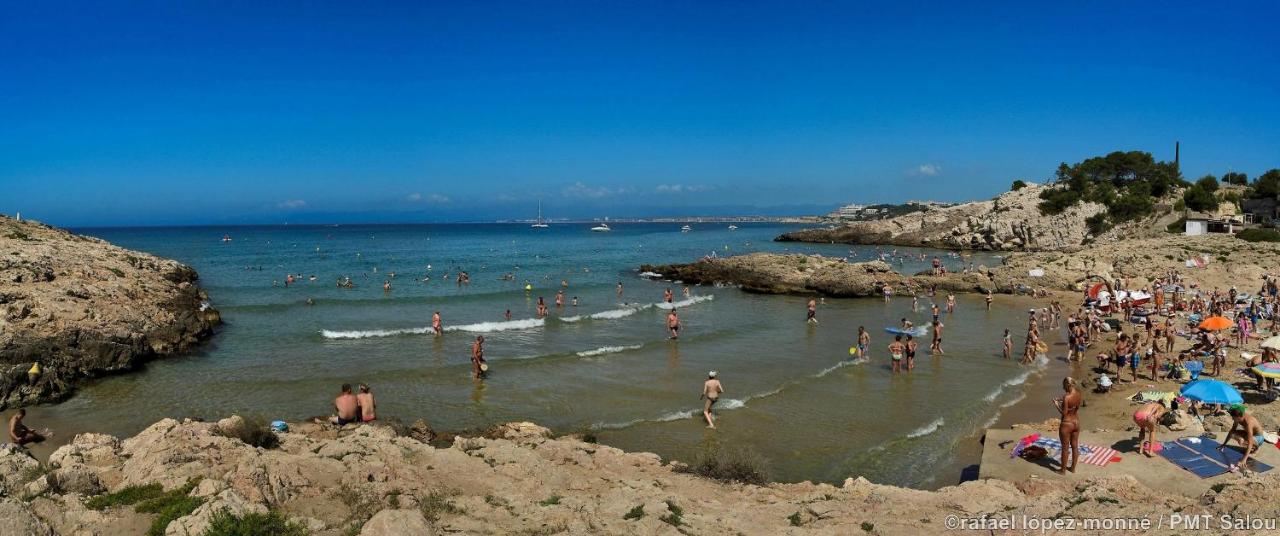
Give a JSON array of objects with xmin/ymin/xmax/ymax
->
[
  {"xmin": 888, "ymin": 335, "xmax": 904, "ymax": 373},
  {"xmin": 857, "ymin": 326, "xmax": 870, "ymax": 359},
  {"xmin": 1221, "ymin": 404, "xmax": 1266, "ymax": 469},
  {"xmin": 668, "ymin": 310, "xmax": 680, "ymax": 339},
  {"xmin": 8, "ymin": 409, "xmax": 46, "ymax": 446},
  {"xmin": 701, "ymin": 371, "xmax": 723, "ymax": 428},
  {"xmin": 329, "ymin": 384, "xmax": 359, "ymax": 426}
]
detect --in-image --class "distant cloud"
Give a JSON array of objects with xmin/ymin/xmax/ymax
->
[
  {"xmin": 406, "ymin": 192, "xmax": 450, "ymax": 204},
  {"xmin": 655, "ymin": 184, "xmax": 713, "ymax": 194},
  {"xmin": 910, "ymin": 164, "xmax": 942, "ymax": 177},
  {"xmin": 277, "ymin": 199, "xmax": 307, "ymax": 209},
  {"xmin": 562, "ymin": 182, "xmax": 632, "ymax": 199}
]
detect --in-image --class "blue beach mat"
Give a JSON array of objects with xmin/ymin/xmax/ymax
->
[{"xmin": 1158, "ymin": 437, "xmax": 1274, "ymax": 478}]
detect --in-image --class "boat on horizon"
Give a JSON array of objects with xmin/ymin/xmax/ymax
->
[
  {"xmin": 590, "ymin": 223, "xmax": 612, "ymax": 232},
  {"xmin": 728, "ymin": 224, "xmax": 739, "ymax": 230},
  {"xmin": 681, "ymin": 225, "xmax": 692, "ymax": 233},
  {"xmin": 531, "ymin": 200, "xmax": 549, "ymax": 228}
]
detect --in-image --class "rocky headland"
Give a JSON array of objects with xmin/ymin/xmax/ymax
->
[
  {"xmin": 0, "ymin": 215, "xmax": 220, "ymax": 408},
  {"xmin": 776, "ymin": 183, "xmax": 1170, "ymax": 251},
  {"xmin": 644, "ymin": 234, "xmax": 1277, "ymax": 299},
  {"xmin": 1, "ymin": 416, "xmax": 1277, "ymax": 535}
]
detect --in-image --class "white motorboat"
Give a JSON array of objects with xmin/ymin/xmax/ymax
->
[{"xmin": 590, "ymin": 223, "xmax": 612, "ymax": 232}]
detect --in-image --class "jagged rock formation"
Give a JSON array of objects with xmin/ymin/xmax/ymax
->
[
  {"xmin": 778, "ymin": 184, "xmax": 1109, "ymax": 251},
  {"xmin": 0, "ymin": 215, "xmax": 220, "ymax": 408},
  {"xmin": 0, "ymin": 417, "xmax": 1276, "ymax": 535},
  {"xmin": 644, "ymin": 234, "xmax": 1280, "ymax": 299}
]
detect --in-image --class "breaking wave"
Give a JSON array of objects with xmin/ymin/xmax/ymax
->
[
  {"xmin": 321, "ymin": 318, "xmax": 544, "ymax": 339},
  {"xmin": 907, "ymin": 418, "xmax": 945, "ymax": 439},
  {"xmin": 576, "ymin": 344, "xmax": 644, "ymax": 357},
  {"xmin": 655, "ymin": 295, "xmax": 714, "ymax": 310}
]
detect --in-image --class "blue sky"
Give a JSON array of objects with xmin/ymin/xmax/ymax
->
[{"xmin": 2, "ymin": 1, "xmax": 1278, "ymax": 226}]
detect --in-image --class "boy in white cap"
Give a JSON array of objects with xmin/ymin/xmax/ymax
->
[{"xmin": 700, "ymin": 371, "xmax": 724, "ymax": 428}]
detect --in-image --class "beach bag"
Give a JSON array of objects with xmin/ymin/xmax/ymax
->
[{"xmin": 270, "ymin": 420, "xmax": 289, "ymax": 433}]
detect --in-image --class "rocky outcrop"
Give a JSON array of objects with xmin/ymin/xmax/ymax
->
[
  {"xmin": 0, "ymin": 417, "xmax": 1278, "ymax": 535},
  {"xmin": 778, "ymin": 184, "xmax": 1109, "ymax": 251},
  {"xmin": 0, "ymin": 215, "xmax": 220, "ymax": 408},
  {"xmin": 647, "ymin": 234, "xmax": 1280, "ymax": 299}
]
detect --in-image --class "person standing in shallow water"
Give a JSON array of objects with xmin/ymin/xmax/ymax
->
[
  {"xmin": 667, "ymin": 309, "xmax": 681, "ymax": 339},
  {"xmin": 471, "ymin": 336, "xmax": 487, "ymax": 379},
  {"xmin": 888, "ymin": 335, "xmax": 904, "ymax": 373},
  {"xmin": 1053, "ymin": 377, "xmax": 1082, "ymax": 474},
  {"xmin": 806, "ymin": 298, "xmax": 818, "ymax": 324},
  {"xmin": 700, "ymin": 371, "xmax": 723, "ymax": 428}
]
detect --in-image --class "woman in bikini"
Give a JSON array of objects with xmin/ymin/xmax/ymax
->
[
  {"xmin": 1133, "ymin": 401, "xmax": 1167, "ymax": 457},
  {"xmin": 1053, "ymin": 377, "xmax": 1083, "ymax": 474}
]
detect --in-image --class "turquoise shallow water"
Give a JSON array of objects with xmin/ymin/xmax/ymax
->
[{"xmin": 30, "ymin": 223, "xmax": 1040, "ymax": 487}]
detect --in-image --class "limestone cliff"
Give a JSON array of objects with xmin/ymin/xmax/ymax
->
[
  {"xmin": 778, "ymin": 184, "xmax": 1109, "ymax": 251},
  {"xmin": 0, "ymin": 215, "xmax": 220, "ymax": 408}
]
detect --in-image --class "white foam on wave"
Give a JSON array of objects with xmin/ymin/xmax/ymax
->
[
  {"xmin": 639, "ymin": 271, "xmax": 664, "ymax": 279},
  {"xmin": 983, "ymin": 387, "xmax": 1003, "ymax": 403},
  {"xmin": 1003, "ymin": 369, "xmax": 1033, "ymax": 387},
  {"xmin": 655, "ymin": 294, "xmax": 714, "ymax": 310},
  {"xmin": 560, "ymin": 305, "xmax": 651, "ymax": 323},
  {"xmin": 814, "ymin": 359, "xmax": 864, "ymax": 378},
  {"xmin": 576, "ymin": 344, "xmax": 644, "ymax": 357},
  {"xmin": 1000, "ymin": 392, "xmax": 1028, "ymax": 408},
  {"xmin": 442, "ymin": 318, "xmax": 545, "ymax": 333},
  {"xmin": 907, "ymin": 418, "xmax": 945, "ymax": 439},
  {"xmin": 594, "ymin": 391, "xmax": 762, "ymax": 430},
  {"xmin": 322, "ymin": 318, "xmax": 543, "ymax": 339},
  {"xmin": 321, "ymin": 327, "xmax": 431, "ymax": 339}
]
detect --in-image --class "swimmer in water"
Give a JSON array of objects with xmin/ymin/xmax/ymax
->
[
  {"xmin": 504, "ymin": 309, "xmax": 511, "ymax": 320},
  {"xmin": 806, "ymin": 298, "xmax": 818, "ymax": 324},
  {"xmin": 471, "ymin": 336, "xmax": 487, "ymax": 379},
  {"xmin": 667, "ymin": 309, "xmax": 680, "ymax": 339},
  {"xmin": 664, "ymin": 288, "xmax": 674, "ymax": 304},
  {"xmin": 432, "ymin": 311, "xmax": 442, "ymax": 337}
]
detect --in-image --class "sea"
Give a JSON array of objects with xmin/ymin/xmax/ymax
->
[{"xmin": 28, "ymin": 222, "xmax": 1052, "ymax": 488}]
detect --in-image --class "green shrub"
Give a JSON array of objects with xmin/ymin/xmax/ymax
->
[
  {"xmin": 538, "ymin": 495, "xmax": 561, "ymax": 506},
  {"xmin": 420, "ymin": 490, "xmax": 462, "ymax": 522},
  {"xmin": 134, "ymin": 479, "xmax": 204, "ymax": 536},
  {"xmin": 1085, "ymin": 213, "xmax": 1111, "ymax": 235},
  {"xmin": 108, "ymin": 267, "xmax": 125, "ymax": 277},
  {"xmin": 1238, "ymin": 228, "xmax": 1280, "ymax": 243},
  {"xmin": 203, "ymin": 509, "xmax": 310, "ymax": 536},
  {"xmin": 788, "ymin": 511, "xmax": 803, "ymax": 526},
  {"xmin": 660, "ymin": 501, "xmax": 683, "ymax": 526},
  {"xmin": 623, "ymin": 505, "xmax": 645, "ymax": 520},
  {"xmin": 86, "ymin": 483, "xmax": 165, "ymax": 510},
  {"xmin": 678, "ymin": 441, "xmax": 769, "ymax": 485},
  {"xmin": 1011, "ymin": 180, "xmax": 1028, "ymax": 191},
  {"xmin": 216, "ymin": 416, "xmax": 280, "ymax": 449},
  {"xmin": 1166, "ymin": 218, "xmax": 1186, "ymax": 234}
]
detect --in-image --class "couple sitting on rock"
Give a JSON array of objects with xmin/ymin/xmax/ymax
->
[{"xmin": 326, "ymin": 383, "xmax": 376, "ymax": 426}]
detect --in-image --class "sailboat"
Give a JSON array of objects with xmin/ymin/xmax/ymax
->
[{"xmin": 531, "ymin": 200, "xmax": 549, "ymax": 228}]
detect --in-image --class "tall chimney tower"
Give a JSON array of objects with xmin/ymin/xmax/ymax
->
[{"xmin": 1175, "ymin": 141, "xmax": 1180, "ymax": 175}]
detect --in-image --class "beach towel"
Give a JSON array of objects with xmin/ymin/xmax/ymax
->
[
  {"xmin": 1159, "ymin": 437, "xmax": 1274, "ymax": 478},
  {"xmin": 1021, "ymin": 438, "xmax": 1119, "ymax": 467}
]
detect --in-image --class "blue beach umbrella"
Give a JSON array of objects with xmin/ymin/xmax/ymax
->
[{"xmin": 1179, "ymin": 379, "xmax": 1244, "ymax": 405}]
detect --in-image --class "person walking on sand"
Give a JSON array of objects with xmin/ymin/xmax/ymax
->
[
  {"xmin": 806, "ymin": 298, "xmax": 818, "ymax": 324},
  {"xmin": 1133, "ymin": 401, "xmax": 1166, "ymax": 457},
  {"xmin": 888, "ymin": 335, "xmax": 905, "ymax": 373},
  {"xmin": 1002, "ymin": 329, "xmax": 1012, "ymax": 359},
  {"xmin": 432, "ymin": 311, "xmax": 443, "ymax": 337},
  {"xmin": 1053, "ymin": 378, "xmax": 1082, "ymax": 474},
  {"xmin": 700, "ymin": 371, "xmax": 724, "ymax": 428},
  {"xmin": 356, "ymin": 384, "xmax": 376, "ymax": 422},
  {"xmin": 471, "ymin": 336, "xmax": 488, "ymax": 378},
  {"xmin": 667, "ymin": 310, "xmax": 681, "ymax": 339},
  {"xmin": 328, "ymin": 384, "xmax": 359, "ymax": 426},
  {"xmin": 857, "ymin": 326, "xmax": 871, "ymax": 359}
]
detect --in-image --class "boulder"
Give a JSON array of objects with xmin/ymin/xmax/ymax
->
[
  {"xmin": 0, "ymin": 498, "xmax": 53, "ymax": 536},
  {"xmin": 0, "ymin": 443, "xmax": 40, "ymax": 494}
]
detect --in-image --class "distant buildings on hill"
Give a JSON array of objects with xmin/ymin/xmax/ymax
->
[{"xmin": 826, "ymin": 201, "xmax": 953, "ymax": 221}]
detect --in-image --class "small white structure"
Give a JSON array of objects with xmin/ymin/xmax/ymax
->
[{"xmin": 1185, "ymin": 218, "xmax": 1208, "ymax": 236}]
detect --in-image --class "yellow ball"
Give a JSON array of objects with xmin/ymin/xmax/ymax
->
[{"xmin": 849, "ymin": 346, "xmax": 859, "ymax": 356}]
